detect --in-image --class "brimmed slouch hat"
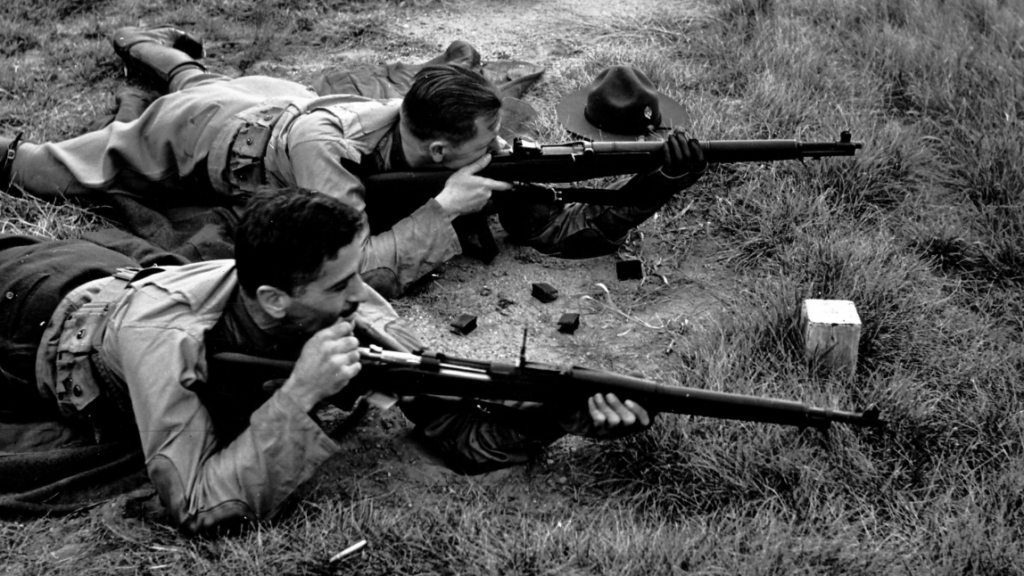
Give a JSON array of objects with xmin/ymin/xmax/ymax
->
[{"xmin": 556, "ymin": 65, "xmax": 689, "ymax": 141}]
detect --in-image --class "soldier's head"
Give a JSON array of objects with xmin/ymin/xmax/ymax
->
[
  {"xmin": 236, "ymin": 188, "xmax": 369, "ymax": 334},
  {"xmin": 400, "ymin": 64, "xmax": 504, "ymax": 169}
]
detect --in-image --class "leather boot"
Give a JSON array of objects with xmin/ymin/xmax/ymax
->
[
  {"xmin": 0, "ymin": 133, "xmax": 24, "ymax": 195},
  {"xmin": 111, "ymin": 26, "xmax": 206, "ymax": 90}
]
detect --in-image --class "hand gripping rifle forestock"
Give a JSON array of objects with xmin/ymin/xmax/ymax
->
[
  {"xmin": 209, "ymin": 345, "xmax": 882, "ymax": 431},
  {"xmin": 361, "ymin": 131, "xmax": 863, "ymax": 231}
]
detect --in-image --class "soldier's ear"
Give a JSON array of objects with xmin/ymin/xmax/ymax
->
[
  {"xmin": 428, "ymin": 140, "xmax": 448, "ymax": 163},
  {"xmin": 256, "ymin": 285, "xmax": 290, "ymax": 319}
]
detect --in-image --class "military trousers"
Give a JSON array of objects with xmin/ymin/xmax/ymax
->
[
  {"xmin": 8, "ymin": 73, "xmax": 312, "ymax": 202},
  {"xmin": 0, "ymin": 236, "xmax": 138, "ymax": 450}
]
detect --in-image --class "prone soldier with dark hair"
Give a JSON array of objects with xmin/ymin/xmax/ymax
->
[{"xmin": 0, "ymin": 189, "xmax": 653, "ymax": 536}]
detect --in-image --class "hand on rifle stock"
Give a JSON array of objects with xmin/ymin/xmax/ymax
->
[
  {"xmin": 662, "ymin": 129, "xmax": 708, "ymax": 177},
  {"xmin": 435, "ymin": 153, "xmax": 514, "ymax": 218}
]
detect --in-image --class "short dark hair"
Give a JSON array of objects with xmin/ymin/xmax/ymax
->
[
  {"xmin": 235, "ymin": 188, "xmax": 364, "ymax": 296},
  {"xmin": 402, "ymin": 64, "xmax": 503, "ymax": 146}
]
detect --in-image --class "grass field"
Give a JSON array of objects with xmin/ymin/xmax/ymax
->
[{"xmin": 2, "ymin": 0, "xmax": 1023, "ymax": 574}]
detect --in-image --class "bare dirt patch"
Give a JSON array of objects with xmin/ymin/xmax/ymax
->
[
  {"xmin": 309, "ymin": 0, "xmax": 744, "ymax": 494},
  {"xmin": 394, "ymin": 0, "xmax": 667, "ymax": 69},
  {"xmin": 380, "ymin": 0, "xmax": 738, "ymax": 368}
]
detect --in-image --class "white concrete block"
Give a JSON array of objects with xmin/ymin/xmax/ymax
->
[{"xmin": 801, "ymin": 299, "xmax": 861, "ymax": 377}]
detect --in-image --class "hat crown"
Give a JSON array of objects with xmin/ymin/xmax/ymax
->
[{"xmin": 583, "ymin": 66, "xmax": 663, "ymax": 136}]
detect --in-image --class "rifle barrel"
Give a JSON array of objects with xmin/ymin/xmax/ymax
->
[{"xmin": 700, "ymin": 139, "xmax": 862, "ymax": 162}]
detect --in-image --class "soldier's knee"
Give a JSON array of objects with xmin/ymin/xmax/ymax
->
[
  {"xmin": 497, "ymin": 200, "xmax": 565, "ymax": 242},
  {"xmin": 498, "ymin": 200, "xmax": 626, "ymax": 258}
]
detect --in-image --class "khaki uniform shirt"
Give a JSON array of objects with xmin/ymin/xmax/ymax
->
[
  {"xmin": 35, "ymin": 260, "xmax": 401, "ymax": 535},
  {"xmin": 213, "ymin": 91, "xmax": 462, "ymax": 293}
]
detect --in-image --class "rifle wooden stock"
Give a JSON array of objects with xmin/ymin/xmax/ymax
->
[
  {"xmin": 209, "ymin": 347, "xmax": 882, "ymax": 431},
  {"xmin": 362, "ymin": 132, "xmax": 863, "ymax": 231}
]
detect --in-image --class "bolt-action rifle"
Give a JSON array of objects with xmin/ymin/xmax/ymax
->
[
  {"xmin": 209, "ymin": 330, "xmax": 882, "ymax": 432},
  {"xmin": 361, "ymin": 131, "xmax": 863, "ymax": 232}
]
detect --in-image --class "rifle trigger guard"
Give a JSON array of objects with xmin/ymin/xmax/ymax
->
[{"xmin": 540, "ymin": 184, "xmax": 563, "ymax": 202}]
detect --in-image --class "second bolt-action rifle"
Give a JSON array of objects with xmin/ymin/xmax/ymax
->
[{"xmin": 362, "ymin": 131, "xmax": 863, "ymax": 232}]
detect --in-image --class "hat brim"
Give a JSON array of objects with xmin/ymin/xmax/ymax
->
[{"xmin": 555, "ymin": 86, "xmax": 691, "ymax": 142}]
